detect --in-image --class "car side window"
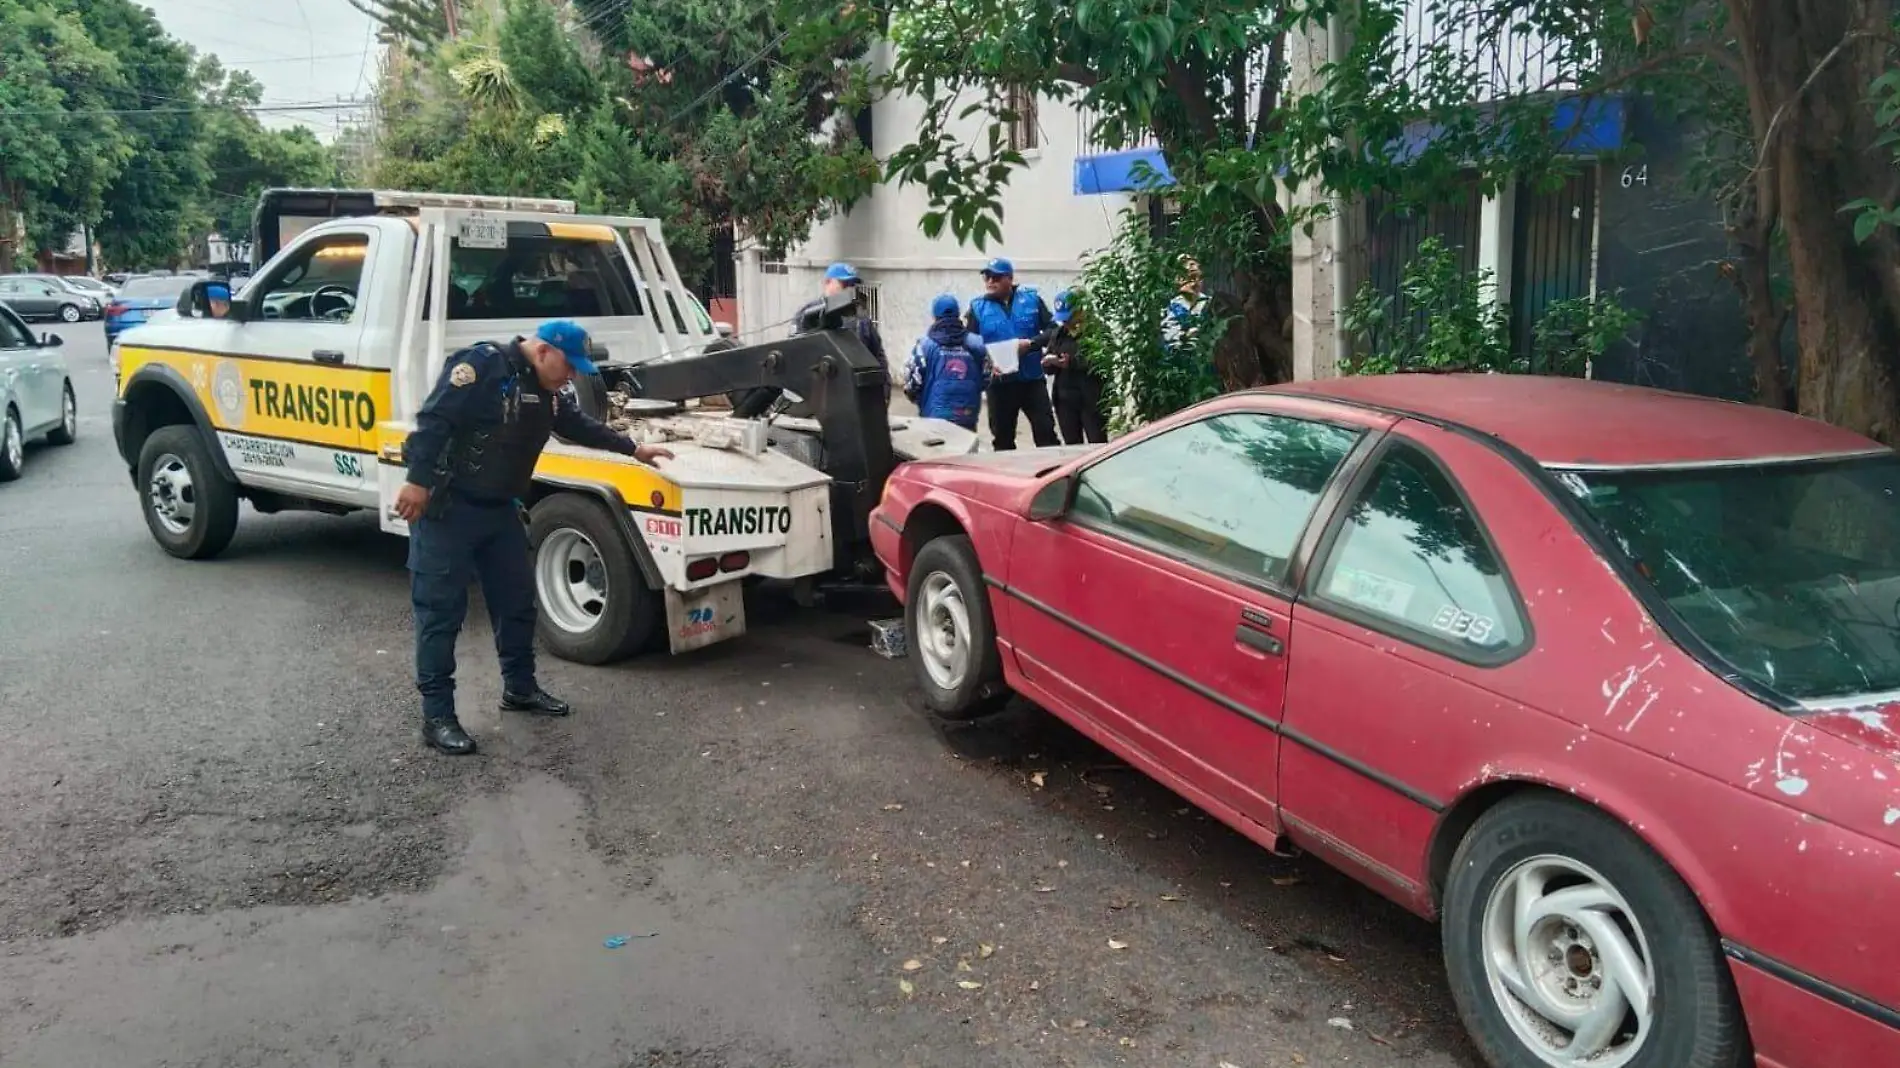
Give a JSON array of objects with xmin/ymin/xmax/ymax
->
[
  {"xmin": 1068, "ymin": 412, "xmax": 1361, "ymax": 586},
  {"xmin": 0, "ymin": 308, "xmax": 33, "ymax": 348},
  {"xmin": 1313, "ymin": 441, "xmax": 1527, "ymax": 657},
  {"xmin": 253, "ymin": 234, "xmax": 369, "ymax": 323}
]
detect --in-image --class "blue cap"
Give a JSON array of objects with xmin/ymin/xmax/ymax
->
[
  {"xmin": 930, "ymin": 293, "xmax": 959, "ymax": 319},
  {"xmin": 980, "ymin": 257, "xmax": 1014, "ymax": 278},
  {"xmin": 825, "ymin": 262, "xmax": 860, "ymax": 284},
  {"xmin": 535, "ymin": 319, "xmax": 599, "ymax": 376},
  {"xmin": 205, "ymin": 282, "xmax": 231, "ymax": 302},
  {"xmin": 1053, "ymin": 288, "xmax": 1077, "ymax": 323}
]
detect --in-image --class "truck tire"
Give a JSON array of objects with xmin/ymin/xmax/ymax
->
[
  {"xmin": 529, "ymin": 493, "xmax": 660, "ymax": 664},
  {"xmin": 573, "ymin": 372, "xmax": 610, "ymax": 421},
  {"xmin": 906, "ymin": 535, "xmax": 1008, "ymax": 719},
  {"xmin": 1442, "ymin": 794, "xmax": 1747, "ymax": 1068},
  {"xmin": 137, "ymin": 425, "xmax": 240, "ymax": 559}
]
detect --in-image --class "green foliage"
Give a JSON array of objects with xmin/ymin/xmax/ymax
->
[
  {"xmin": 1077, "ymin": 209, "xmax": 1223, "ymax": 432},
  {"xmin": 195, "ymin": 59, "xmax": 337, "ymax": 242},
  {"xmin": 368, "ymin": 0, "xmax": 876, "ymax": 276},
  {"xmin": 1341, "ymin": 237, "xmax": 1638, "ymax": 377}
]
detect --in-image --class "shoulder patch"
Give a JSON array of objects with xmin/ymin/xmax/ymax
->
[{"xmin": 449, "ymin": 362, "xmax": 478, "ymax": 387}]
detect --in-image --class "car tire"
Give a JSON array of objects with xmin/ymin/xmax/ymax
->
[
  {"xmin": 529, "ymin": 493, "xmax": 660, "ymax": 664},
  {"xmin": 45, "ymin": 381, "xmax": 76, "ymax": 445},
  {"xmin": 906, "ymin": 535, "xmax": 1008, "ymax": 719},
  {"xmin": 57, "ymin": 304, "xmax": 80, "ymax": 323},
  {"xmin": 0, "ymin": 407, "xmax": 24, "ymax": 482},
  {"xmin": 137, "ymin": 425, "xmax": 240, "ymax": 559},
  {"xmin": 1443, "ymin": 794, "xmax": 1748, "ymax": 1068}
]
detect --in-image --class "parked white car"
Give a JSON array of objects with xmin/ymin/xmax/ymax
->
[{"xmin": 0, "ymin": 302, "xmax": 77, "ymax": 481}]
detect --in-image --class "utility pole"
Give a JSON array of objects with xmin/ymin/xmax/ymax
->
[
  {"xmin": 442, "ymin": 0, "xmax": 458, "ymax": 39},
  {"xmin": 1289, "ymin": 9, "xmax": 1364, "ymax": 381}
]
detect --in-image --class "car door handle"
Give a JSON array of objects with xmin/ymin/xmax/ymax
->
[
  {"xmin": 312, "ymin": 350, "xmax": 345, "ymax": 365},
  {"xmin": 1235, "ymin": 623, "xmax": 1284, "ymax": 657}
]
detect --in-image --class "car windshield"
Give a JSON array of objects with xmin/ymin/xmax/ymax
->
[
  {"xmin": 118, "ymin": 277, "xmax": 193, "ymax": 300},
  {"xmin": 1558, "ymin": 453, "xmax": 1900, "ymax": 702}
]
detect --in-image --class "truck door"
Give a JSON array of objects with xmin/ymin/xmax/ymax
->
[{"xmin": 218, "ymin": 226, "xmax": 382, "ymax": 504}]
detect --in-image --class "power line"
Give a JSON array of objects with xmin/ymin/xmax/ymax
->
[
  {"xmin": 4, "ymin": 101, "xmax": 374, "ymax": 117},
  {"xmin": 662, "ymin": 27, "xmax": 794, "ymax": 124}
]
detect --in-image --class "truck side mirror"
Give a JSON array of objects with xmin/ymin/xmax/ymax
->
[{"xmin": 226, "ymin": 297, "xmax": 252, "ymax": 323}]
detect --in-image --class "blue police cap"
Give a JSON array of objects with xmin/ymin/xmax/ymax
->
[
  {"xmin": 825, "ymin": 262, "xmax": 861, "ymax": 284},
  {"xmin": 205, "ymin": 282, "xmax": 231, "ymax": 302},
  {"xmin": 980, "ymin": 257, "xmax": 1014, "ymax": 278},
  {"xmin": 535, "ymin": 319, "xmax": 599, "ymax": 376},
  {"xmin": 1053, "ymin": 287, "xmax": 1078, "ymax": 323},
  {"xmin": 931, "ymin": 293, "xmax": 959, "ymax": 319}
]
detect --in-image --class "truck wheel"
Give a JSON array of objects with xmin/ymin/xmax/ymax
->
[
  {"xmin": 137, "ymin": 425, "xmax": 240, "ymax": 559},
  {"xmin": 573, "ymin": 372, "xmax": 610, "ymax": 420},
  {"xmin": 1442, "ymin": 794, "xmax": 1747, "ymax": 1068},
  {"xmin": 529, "ymin": 493, "xmax": 660, "ymax": 664},
  {"xmin": 906, "ymin": 535, "xmax": 1008, "ymax": 719}
]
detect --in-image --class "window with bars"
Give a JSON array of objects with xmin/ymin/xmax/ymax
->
[{"xmin": 1006, "ymin": 87, "xmax": 1040, "ymax": 153}]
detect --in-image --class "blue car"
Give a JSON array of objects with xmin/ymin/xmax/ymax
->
[{"xmin": 105, "ymin": 275, "xmax": 195, "ymax": 345}]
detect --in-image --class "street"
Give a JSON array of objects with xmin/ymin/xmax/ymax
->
[{"xmin": 0, "ymin": 325, "xmax": 1479, "ymax": 1067}]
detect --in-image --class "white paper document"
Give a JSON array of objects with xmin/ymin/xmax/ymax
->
[{"xmin": 986, "ymin": 340, "xmax": 1020, "ymax": 377}]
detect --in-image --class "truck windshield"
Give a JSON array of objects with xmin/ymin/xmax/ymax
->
[
  {"xmin": 449, "ymin": 233, "xmax": 642, "ymax": 320},
  {"xmin": 1558, "ymin": 453, "xmax": 1900, "ymax": 702}
]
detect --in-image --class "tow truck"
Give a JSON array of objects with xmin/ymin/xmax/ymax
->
[{"xmin": 111, "ymin": 188, "xmax": 976, "ymax": 661}]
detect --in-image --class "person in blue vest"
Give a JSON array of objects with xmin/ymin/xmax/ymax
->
[
  {"xmin": 964, "ymin": 258, "xmax": 1059, "ymax": 451},
  {"xmin": 902, "ymin": 294, "xmax": 989, "ymax": 430}
]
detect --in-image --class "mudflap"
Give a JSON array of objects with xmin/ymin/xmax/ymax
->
[{"xmin": 665, "ymin": 580, "xmax": 746, "ymax": 653}]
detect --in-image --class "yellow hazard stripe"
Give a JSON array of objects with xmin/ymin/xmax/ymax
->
[
  {"xmin": 119, "ymin": 346, "xmax": 388, "ymax": 453},
  {"xmin": 546, "ymin": 221, "xmax": 617, "ymax": 242}
]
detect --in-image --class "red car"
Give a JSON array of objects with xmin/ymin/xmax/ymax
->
[{"xmin": 870, "ymin": 374, "xmax": 1900, "ymax": 1068}]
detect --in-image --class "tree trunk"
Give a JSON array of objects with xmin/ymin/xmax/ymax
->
[
  {"xmin": 1216, "ymin": 265, "xmax": 1293, "ymax": 389},
  {"xmin": 1737, "ymin": 0, "xmax": 1900, "ymax": 439}
]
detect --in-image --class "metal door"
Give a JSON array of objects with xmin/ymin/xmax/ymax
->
[{"xmin": 1510, "ymin": 169, "xmax": 1599, "ymax": 368}]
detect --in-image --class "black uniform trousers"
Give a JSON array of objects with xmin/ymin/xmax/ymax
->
[
  {"xmin": 1053, "ymin": 372, "xmax": 1108, "ymax": 445},
  {"xmin": 408, "ymin": 495, "xmax": 537, "ymax": 723},
  {"xmin": 987, "ymin": 377, "xmax": 1059, "ymax": 451}
]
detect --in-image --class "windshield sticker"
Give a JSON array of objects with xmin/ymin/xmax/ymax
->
[{"xmin": 1330, "ymin": 566, "xmax": 1415, "ymax": 617}]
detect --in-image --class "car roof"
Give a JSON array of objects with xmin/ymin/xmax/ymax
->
[{"xmin": 1269, "ymin": 373, "xmax": 1884, "ymax": 468}]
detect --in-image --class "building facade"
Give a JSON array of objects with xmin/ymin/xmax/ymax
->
[{"xmin": 734, "ymin": 43, "xmax": 1132, "ymax": 369}]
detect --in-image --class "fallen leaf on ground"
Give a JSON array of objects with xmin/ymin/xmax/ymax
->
[
  {"xmin": 1087, "ymin": 781, "xmax": 1113, "ymax": 796},
  {"xmin": 1327, "ymin": 1017, "xmax": 1353, "ymax": 1030},
  {"xmin": 1036, "ymin": 886, "xmax": 1056, "ymax": 893},
  {"xmin": 1029, "ymin": 771, "xmax": 1046, "ymax": 788},
  {"xmin": 898, "ymin": 978, "xmax": 914, "ymax": 997},
  {"xmin": 956, "ymin": 960, "xmax": 973, "ymax": 972},
  {"xmin": 1160, "ymin": 894, "xmax": 1184, "ymax": 902},
  {"xmin": 1219, "ymin": 1062, "xmax": 1240, "ymax": 1068},
  {"xmin": 1368, "ymin": 1032, "xmax": 1392, "ymax": 1047},
  {"xmin": 1106, "ymin": 939, "xmax": 1129, "ymax": 950},
  {"xmin": 1069, "ymin": 1019, "xmax": 1088, "ymax": 1029},
  {"xmin": 1119, "ymin": 1037, "xmax": 1135, "ymax": 1047},
  {"xmin": 902, "ymin": 959, "xmax": 924, "ymax": 971},
  {"xmin": 1029, "ymin": 980, "xmax": 1040, "ymax": 990},
  {"xmin": 1327, "ymin": 954, "xmax": 1347, "ymax": 963},
  {"xmin": 978, "ymin": 943, "xmax": 995, "ymax": 959},
  {"xmin": 930, "ymin": 935, "xmax": 949, "ymax": 945},
  {"xmin": 882, "ymin": 803, "xmax": 904, "ymax": 812},
  {"xmin": 1271, "ymin": 875, "xmax": 1303, "ymax": 886},
  {"xmin": 957, "ymin": 980, "xmax": 983, "ymax": 990}
]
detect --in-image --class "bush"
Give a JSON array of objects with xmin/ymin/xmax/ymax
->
[
  {"xmin": 1077, "ymin": 208, "xmax": 1224, "ymax": 433},
  {"xmin": 1340, "ymin": 237, "xmax": 1638, "ymax": 377}
]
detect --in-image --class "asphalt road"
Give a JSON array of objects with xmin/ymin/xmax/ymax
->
[{"xmin": 0, "ymin": 323, "xmax": 1483, "ymax": 1068}]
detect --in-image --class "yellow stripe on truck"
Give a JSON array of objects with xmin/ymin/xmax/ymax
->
[
  {"xmin": 536, "ymin": 447, "xmax": 681, "ymax": 514},
  {"xmin": 119, "ymin": 346, "xmax": 388, "ymax": 453}
]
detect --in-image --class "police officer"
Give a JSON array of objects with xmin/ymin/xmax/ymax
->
[
  {"xmin": 964, "ymin": 258, "xmax": 1059, "ymax": 451},
  {"xmin": 901, "ymin": 294, "xmax": 988, "ymax": 430},
  {"xmin": 794, "ymin": 262, "xmax": 889, "ymax": 396},
  {"xmin": 396, "ymin": 320, "xmax": 675, "ymax": 756},
  {"xmin": 1042, "ymin": 288, "xmax": 1108, "ymax": 444}
]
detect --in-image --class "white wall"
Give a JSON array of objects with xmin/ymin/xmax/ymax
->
[{"xmin": 738, "ymin": 43, "xmax": 1133, "ymax": 368}]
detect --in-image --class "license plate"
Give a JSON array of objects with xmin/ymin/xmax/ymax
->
[{"xmin": 456, "ymin": 213, "xmax": 508, "ymax": 250}]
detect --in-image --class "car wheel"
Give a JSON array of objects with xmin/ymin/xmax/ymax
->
[
  {"xmin": 57, "ymin": 303, "xmax": 80, "ymax": 323},
  {"xmin": 1443, "ymin": 795, "xmax": 1748, "ymax": 1068},
  {"xmin": 137, "ymin": 425, "xmax": 240, "ymax": 559},
  {"xmin": 530, "ymin": 493, "xmax": 660, "ymax": 664},
  {"xmin": 906, "ymin": 535, "xmax": 1008, "ymax": 719},
  {"xmin": 0, "ymin": 407, "xmax": 24, "ymax": 482},
  {"xmin": 45, "ymin": 382, "xmax": 76, "ymax": 445}
]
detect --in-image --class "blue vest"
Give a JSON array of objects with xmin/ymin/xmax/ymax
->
[
  {"xmin": 968, "ymin": 286, "xmax": 1046, "ymax": 382},
  {"xmin": 916, "ymin": 337, "xmax": 985, "ymax": 428}
]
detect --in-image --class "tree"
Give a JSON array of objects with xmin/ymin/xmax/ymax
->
[
  {"xmin": 195, "ymin": 59, "xmax": 337, "ymax": 246},
  {"xmin": 347, "ymin": 0, "xmax": 448, "ymax": 56}
]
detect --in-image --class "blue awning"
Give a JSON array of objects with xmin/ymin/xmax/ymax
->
[
  {"xmin": 1074, "ymin": 147, "xmax": 1175, "ymax": 196},
  {"xmin": 1072, "ymin": 94, "xmax": 1629, "ymax": 197}
]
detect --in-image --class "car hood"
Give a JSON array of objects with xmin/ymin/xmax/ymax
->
[{"xmin": 911, "ymin": 444, "xmax": 1100, "ymax": 479}]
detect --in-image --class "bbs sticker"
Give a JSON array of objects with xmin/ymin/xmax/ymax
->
[{"xmin": 1430, "ymin": 604, "xmax": 1496, "ymax": 644}]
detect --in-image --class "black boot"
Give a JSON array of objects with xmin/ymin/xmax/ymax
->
[
  {"xmin": 422, "ymin": 717, "xmax": 478, "ymax": 755},
  {"xmin": 500, "ymin": 687, "xmax": 571, "ymax": 717}
]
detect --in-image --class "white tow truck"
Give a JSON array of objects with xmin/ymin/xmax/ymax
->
[{"xmin": 112, "ymin": 189, "xmax": 975, "ymax": 660}]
